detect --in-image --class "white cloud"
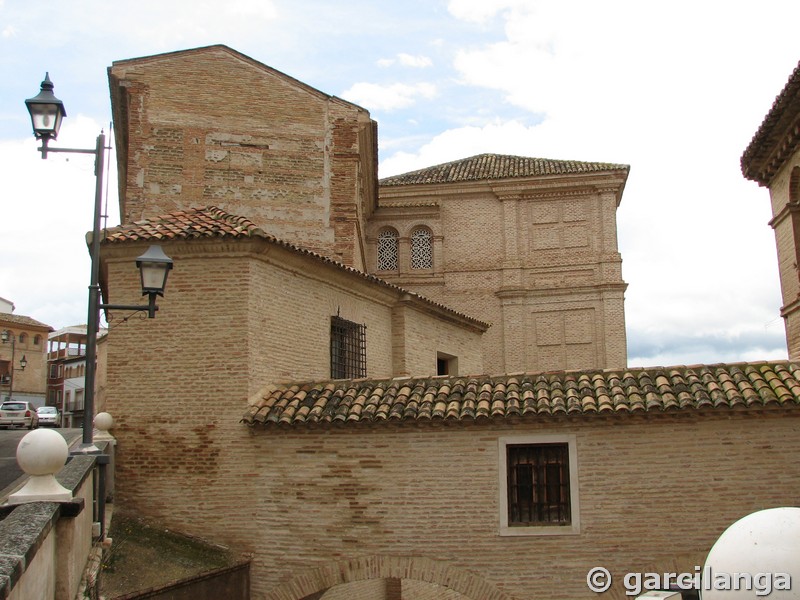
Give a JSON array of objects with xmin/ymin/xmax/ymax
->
[
  {"xmin": 380, "ymin": 120, "xmax": 544, "ymax": 176},
  {"xmin": 378, "ymin": 53, "xmax": 433, "ymax": 68},
  {"xmin": 2, "ymin": 25, "xmax": 16, "ymax": 38},
  {"xmin": 446, "ymin": 0, "xmax": 523, "ymax": 23},
  {"xmin": 341, "ymin": 82, "xmax": 437, "ymax": 112}
]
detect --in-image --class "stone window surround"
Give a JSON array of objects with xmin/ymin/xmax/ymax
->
[{"xmin": 498, "ymin": 433, "xmax": 580, "ymax": 537}]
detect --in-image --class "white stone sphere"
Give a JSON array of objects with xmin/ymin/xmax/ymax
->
[
  {"xmin": 16, "ymin": 428, "xmax": 69, "ymax": 476},
  {"xmin": 703, "ymin": 507, "xmax": 800, "ymax": 599},
  {"xmin": 94, "ymin": 412, "xmax": 114, "ymax": 431}
]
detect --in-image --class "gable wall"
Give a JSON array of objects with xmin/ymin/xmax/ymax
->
[{"xmin": 109, "ymin": 48, "xmax": 375, "ymax": 268}]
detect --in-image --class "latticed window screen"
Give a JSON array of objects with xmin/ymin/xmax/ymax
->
[
  {"xmin": 377, "ymin": 229, "xmax": 399, "ymax": 271},
  {"xmin": 410, "ymin": 227, "xmax": 433, "ymax": 269},
  {"xmin": 507, "ymin": 443, "xmax": 571, "ymax": 525},
  {"xmin": 330, "ymin": 316, "xmax": 367, "ymax": 379}
]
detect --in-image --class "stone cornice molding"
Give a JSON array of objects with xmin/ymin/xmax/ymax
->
[
  {"xmin": 378, "ymin": 170, "xmax": 628, "ymax": 205},
  {"xmin": 769, "ymin": 201, "xmax": 800, "ymax": 229}
]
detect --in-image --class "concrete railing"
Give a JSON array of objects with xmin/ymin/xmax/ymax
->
[{"xmin": 0, "ymin": 427, "xmax": 114, "ymax": 600}]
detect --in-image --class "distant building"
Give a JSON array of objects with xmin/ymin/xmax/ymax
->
[
  {"xmin": 0, "ymin": 310, "xmax": 52, "ymax": 406},
  {"xmin": 47, "ymin": 325, "xmax": 107, "ymax": 427},
  {"xmin": 0, "ymin": 297, "xmax": 14, "ymax": 314}
]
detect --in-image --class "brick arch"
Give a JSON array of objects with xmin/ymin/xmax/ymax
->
[{"xmin": 264, "ymin": 555, "xmax": 518, "ymax": 600}]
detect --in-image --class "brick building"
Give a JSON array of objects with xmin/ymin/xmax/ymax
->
[
  {"xmin": 108, "ymin": 45, "xmax": 627, "ymax": 374},
  {"xmin": 0, "ymin": 311, "xmax": 52, "ymax": 406},
  {"xmin": 98, "ymin": 46, "xmax": 800, "ymax": 599},
  {"xmin": 742, "ymin": 59, "xmax": 800, "ymax": 361}
]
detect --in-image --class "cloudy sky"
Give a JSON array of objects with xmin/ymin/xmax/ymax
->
[{"xmin": 1, "ymin": 0, "xmax": 798, "ymax": 368}]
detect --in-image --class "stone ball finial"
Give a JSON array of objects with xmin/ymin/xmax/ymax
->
[
  {"xmin": 94, "ymin": 412, "xmax": 113, "ymax": 432},
  {"xmin": 8, "ymin": 429, "xmax": 72, "ymax": 504},
  {"xmin": 17, "ymin": 428, "xmax": 68, "ymax": 476}
]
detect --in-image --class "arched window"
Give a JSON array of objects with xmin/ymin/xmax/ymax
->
[
  {"xmin": 377, "ymin": 228, "xmax": 399, "ymax": 271},
  {"xmin": 34, "ymin": 335, "xmax": 41, "ymax": 346},
  {"xmin": 18, "ymin": 333, "xmax": 27, "ymax": 344},
  {"xmin": 411, "ymin": 227, "xmax": 433, "ymax": 270}
]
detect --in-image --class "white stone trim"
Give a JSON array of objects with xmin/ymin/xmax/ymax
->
[{"xmin": 498, "ymin": 433, "xmax": 580, "ymax": 536}]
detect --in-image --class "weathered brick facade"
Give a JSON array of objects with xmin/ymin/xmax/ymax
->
[
  {"xmin": 109, "ymin": 46, "xmax": 627, "ymax": 374},
  {"xmin": 109, "ymin": 46, "xmax": 377, "ymax": 271}
]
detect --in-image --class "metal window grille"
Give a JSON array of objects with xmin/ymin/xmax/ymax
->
[
  {"xmin": 377, "ymin": 229, "xmax": 399, "ymax": 271},
  {"xmin": 507, "ymin": 443, "xmax": 571, "ymax": 525},
  {"xmin": 330, "ymin": 316, "xmax": 366, "ymax": 379},
  {"xmin": 410, "ymin": 227, "xmax": 433, "ymax": 269}
]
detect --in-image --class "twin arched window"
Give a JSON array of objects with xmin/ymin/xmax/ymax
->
[{"xmin": 377, "ymin": 226, "xmax": 434, "ymax": 271}]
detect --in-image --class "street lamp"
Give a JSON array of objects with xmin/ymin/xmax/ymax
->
[
  {"xmin": 1, "ymin": 330, "xmax": 27, "ymax": 403},
  {"xmin": 26, "ymin": 74, "xmax": 174, "ymax": 452}
]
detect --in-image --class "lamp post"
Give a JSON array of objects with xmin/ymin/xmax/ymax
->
[
  {"xmin": 1, "ymin": 330, "xmax": 27, "ymax": 403},
  {"xmin": 26, "ymin": 74, "xmax": 174, "ymax": 453}
]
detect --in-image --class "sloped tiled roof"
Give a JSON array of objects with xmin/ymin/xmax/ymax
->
[
  {"xmin": 103, "ymin": 206, "xmax": 265, "ymax": 242},
  {"xmin": 379, "ymin": 153, "xmax": 630, "ymax": 186},
  {"xmin": 102, "ymin": 206, "xmax": 489, "ymax": 330},
  {"xmin": 741, "ymin": 60, "xmax": 800, "ymax": 186},
  {"xmin": 242, "ymin": 362, "xmax": 800, "ymax": 428},
  {"xmin": 0, "ymin": 313, "xmax": 53, "ymax": 331}
]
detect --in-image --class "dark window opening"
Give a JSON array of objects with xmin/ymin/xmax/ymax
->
[
  {"xmin": 330, "ymin": 316, "xmax": 366, "ymax": 379},
  {"xmin": 436, "ymin": 352, "xmax": 458, "ymax": 376},
  {"xmin": 507, "ymin": 443, "xmax": 571, "ymax": 526}
]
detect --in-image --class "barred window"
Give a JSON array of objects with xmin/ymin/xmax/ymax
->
[
  {"xmin": 410, "ymin": 227, "xmax": 433, "ymax": 269},
  {"xmin": 507, "ymin": 443, "xmax": 571, "ymax": 526},
  {"xmin": 377, "ymin": 228, "xmax": 399, "ymax": 271},
  {"xmin": 330, "ymin": 316, "xmax": 366, "ymax": 379}
]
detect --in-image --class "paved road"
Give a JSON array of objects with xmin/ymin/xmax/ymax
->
[{"xmin": 0, "ymin": 428, "xmax": 82, "ymax": 499}]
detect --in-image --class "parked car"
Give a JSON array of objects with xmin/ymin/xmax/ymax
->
[
  {"xmin": 36, "ymin": 405, "xmax": 61, "ymax": 428},
  {"xmin": 0, "ymin": 401, "xmax": 39, "ymax": 429}
]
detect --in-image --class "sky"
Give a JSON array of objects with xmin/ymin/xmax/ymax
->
[{"xmin": 1, "ymin": 0, "xmax": 799, "ymax": 368}]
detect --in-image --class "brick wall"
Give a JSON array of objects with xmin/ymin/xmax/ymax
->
[
  {"xmin": 766, "ymin": 154, "xmax": 800, "ymax": 359},
  {"xmin": 372, "ymin": 176, "xmax": 628, "ymax": 373},
  {"xmin": 100, "ymin": 237, "xmax": 799, "ymax": 599},
  {"xmin": 109, "ymin": 46, "xmax": 376, "ymax": 268},
  {"xmin": 103, "ymin": 235, "xmax": 484, "ymax": 544}
]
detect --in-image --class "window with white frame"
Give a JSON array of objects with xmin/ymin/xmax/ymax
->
[
  {"xmin": 498, "ymin": 434, "xmax": 580, "ymax": 536},
  {"xmin": 377, "ymin": 228, "xmax": 399, "ymax": 271},
  {"xmin": 410, "ymin": 227, "xmax": 433, "ymax": 269}
]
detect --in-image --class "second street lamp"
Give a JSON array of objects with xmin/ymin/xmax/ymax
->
[{"xmin": 26, "ymin": 74, "xmax": 174, "ymax": 452}]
